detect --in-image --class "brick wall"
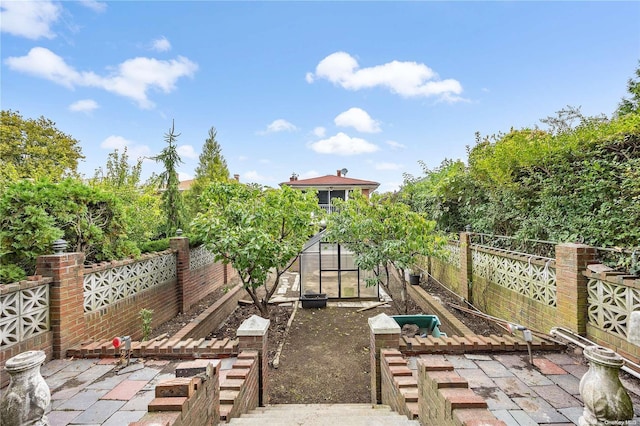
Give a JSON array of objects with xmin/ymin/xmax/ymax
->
[
  {"xmin": 429, "ymin": 255, "xmax": 462, "ymax": 297},
  {"xmin": 132, "ymin": 359, "xmax": 221, "ymax": 426},
  {"xmin": 238, "ymin": 321, "xmax": 269, "ymax": 406},
  {"xmin": 427, "ymin": 237, "xmax": 594, "ymax": 340},
  {"xmin": 173, "ymin": 238, "xmax": 236, "ymax": 313},
  {"xmin": 471, "ymin": 275, "xmax": 558, "ymax": 335},
  {"xmin": 84, "ymin": 281, "xmax": 180, "ymax": 343},
  {"xmin": 417, "ymin": 357, "xmax": 505, "ymax": 426},
  {"xmin": 219, "ymin": 351, "xmax": 260, "ymax": 421},
  {"xmin": 0, "ymin": 277, "xmax": 54, "ymax": 387},
  {"xmin": 37, "ymin": 252, "xmax": 86, "ymax": 359},
  {"xmin": 584, "ymin": 270, "xmax": 640, "ymax": 367},
  {"xmin": 172, "ymin": 284, "xmax": 245, "ymax": 340},
  {"xmin": 369, "ymin": 313, "xmax": 401, "ymax": 404},
  {"xmin": 380, "ymin": 349, "xmax": 419, "ymax": 420}
]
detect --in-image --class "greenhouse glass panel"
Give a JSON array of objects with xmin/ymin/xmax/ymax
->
[{"xmin": 299, "ymin": 230, "xmax": 379, "ymax": 300}]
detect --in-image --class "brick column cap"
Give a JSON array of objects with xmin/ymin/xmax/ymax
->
[
  {"xmin": 38, "ymin": 252, "xmax": 84, "ymax": 260},
  {"xmin": 368, "ymin": 313, "xmax": 401, "ymax": 335},
  {"xmin": 237, "ymin": 315, "xmax": 270, "ymax": 336},
  {"xmin": 556, "ymin": 243, "xmax": 592, "ymax": 249}
]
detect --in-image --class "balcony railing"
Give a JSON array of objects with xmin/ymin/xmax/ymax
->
[{"xmin": 319, "ymin": 204, "xmax": 338, "ymax": 213}]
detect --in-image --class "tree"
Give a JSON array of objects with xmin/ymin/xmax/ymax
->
[
  {"xmin": 325, "ymin": 191, "xmax": 446, "ymax": 313},
  {"xmin": 93, "ymin": 147, "xmax": 143, "ymax": 190},
  {"xmin": 616, "ymin": 61, "xmax": 640, "ymax": 117},
  {"xmin": 191, "ymin": 182, "xmax": 323, "ymax": 316},
  {"xmin": 195, "ymin": 127, "xmax": 229, "ymax": 183},
  {"xmin": 0, "ymin": 110, "xmax": 84, "ymax": 183},
  {"xmin": 186, "ymin": 127, "xmax": 230, "ymax": 217},
  {"xmin": 152, "ymin": 121, "xmax": 185, "ymax": 237},
  {"xmin": 91, "ymin": 148, "xmax": 163, "ymax": 245},
  {"xmin": 400, "ymin": 159, "xmax": 481, "ymax": 233}
]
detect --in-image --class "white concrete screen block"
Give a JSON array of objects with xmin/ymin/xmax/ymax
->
[{"xmin": 627, "ymin": 311, "xmax": 640, "ymax": 346}]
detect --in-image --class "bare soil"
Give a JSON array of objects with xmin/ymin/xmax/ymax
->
[
  {"xmin": 269, "ymin": 307, "xmax": 372, "ymax": 404},
  {"xmin": 148, "ymin": 275, "xmax": 513, "ymax": 404}
]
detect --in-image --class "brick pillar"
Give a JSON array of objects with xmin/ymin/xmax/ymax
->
[
  {"xmin": 170, "ymin": 237, "xmax": 190, "ymax": 313},
  {"xmin": 237, "ymin": 315, "xmax": 269, "ymax": 406},
  {"xmin": 556, "ymin": 243, "xmax": 596, "ymax": 335},
  {"xmin": 459, "ymin": 232, "xmax": 472, "ymax": 302},
  {"xmin": 36, "ymin": 252, "xmax": 85, "ymax": 359},
  {"xmin": 369, "ymin": 313, "xmax": 401, "ymax": 404}
]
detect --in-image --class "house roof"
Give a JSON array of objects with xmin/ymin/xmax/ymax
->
[
  {"xmin": 178, "ymin": 179, "xmax": 195, "ymax": 191},
  {"xmin": 280, "ymin": 174, "xmax": 380, "ymax": 189}
]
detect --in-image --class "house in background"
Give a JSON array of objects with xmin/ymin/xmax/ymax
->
[{"xmin": 280, "ymin": 169, "xmax": 380, "ymax": 213}]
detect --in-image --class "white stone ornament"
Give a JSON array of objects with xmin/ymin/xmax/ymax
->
[{"xmin": 0, "ymin": 350, "xmax": 51, "ymax": 426}]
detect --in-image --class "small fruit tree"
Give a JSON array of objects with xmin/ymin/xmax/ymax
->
[
  {"xmin": 192, "ymin": 181, "xmax": 322, "ymax": 316},
  {"xmin": 325, "ymin": 191, "xmax": 446, "ymax": 313}
]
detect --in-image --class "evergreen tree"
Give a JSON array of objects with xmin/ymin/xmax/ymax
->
[
  {"xmin": 152, "ymin": 121, "xmax": 185, "ymax": 236},
  {"xmin": 187, "ymin": 126, "xmax": 230, "ymax": 217},
  {"xmin": 195, "ymin": 127, "xmax": 229, "ymax": 182}
]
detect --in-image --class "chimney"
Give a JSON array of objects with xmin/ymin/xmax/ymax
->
[
  {"xmin": 233, "ymin": 174, "xmax": 240, "ymax": 181},
  {"xmin": 290, "ymin": 172, "xmax": 298, "ymax": 181},
  {"xmin": 336, "ymin": 169, "xmax": 341, "ymax": 177}
]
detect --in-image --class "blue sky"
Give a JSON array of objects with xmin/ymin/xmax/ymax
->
[{"xmin": 2, "ymin": 1, "xmax": 639, "ymax": 193}]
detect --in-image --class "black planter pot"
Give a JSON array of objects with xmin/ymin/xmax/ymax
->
[
  {"xmin": 300, "ymin": 293, "xmax": 328, "ymax": 308},
  {"xmin": 409, "ymin": 274, "xmax": 421, "ymax": 285}
]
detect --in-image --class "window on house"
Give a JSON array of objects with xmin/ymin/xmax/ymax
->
[
  {"xmin": 317, "ymin": 191, "xmax": 329, "ymax": 204},
  {"xmin": 329, "ymin": 190, "xmax": 345, "ymax": 202}
]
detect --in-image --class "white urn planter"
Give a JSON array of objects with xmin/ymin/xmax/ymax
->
[
  {"xmin": 0, "ymin": 350, "xmax": 50, "ymax": 426},
  {"xmin": 579, "ymin": 345, "xmax": 633, "ymax": 426}
]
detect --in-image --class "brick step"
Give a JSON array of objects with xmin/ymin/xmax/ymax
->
[
  {"xmin": 228, "ymin": 418, "xmax": 419, "ymax": 425},
  {"xmin": 399, "ymin": 334, "xmax": 564, "ymax": 354},
  {"xmin": 66, "ymin": 337, "xmax": 239, "ymax": 359},
  {"xmin": 226, "ymin": 404, "xmax": 420, "ymax": 425}
]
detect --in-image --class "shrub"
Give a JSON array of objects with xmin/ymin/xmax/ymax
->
[{"xmin": 0, "ymin": 179, "xmax": 140, "ymax": 281}]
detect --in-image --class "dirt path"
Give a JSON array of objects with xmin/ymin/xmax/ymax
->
[{"xmin": 268, "ymin": 306, "xmax": 380, "ymax": 404}]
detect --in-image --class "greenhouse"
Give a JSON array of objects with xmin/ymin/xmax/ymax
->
[{"xmin": 298, "ymin": 231, "xmax": 379, "ymax": 300}]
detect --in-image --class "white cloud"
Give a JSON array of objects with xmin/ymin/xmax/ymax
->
[
  {"xmin": 259, "ymin": 119, "xmax": 297, "ymax": 134},
  {"xmin": 238, "ymin": 155, "xmax": 249, "ymax": 161},
  {"xmin": 375, "ymin": 162, "xmax": 402, "ymax": 171},
  {"xmin": 334, "ymin": 107, "xmax": 381, "ymax": 133},
  {"xmin": 152, "ymin": 36, "xmax": 171, "ymax": 52},
  {"xmin": 0, "ymin": 0, "xmax": 61, "ymax": 40},
  {"xmin": 178, "ymin": 171, "xmax": 193, "ymax": 181},
  {"xmin": 312, "ymin": 126, "xmax": 326, "ymax": 137},
  {"xmin": 100, "ymin": 135, "xmax": 151, "ymax": 160},
  {"xmin": 307, "ymin": 51, "xmax": 463, "ymax": 101},
  {"xmin": 386, "ymin": 140, "xmax": 406, "ymax": 150},
  {"xmin": 309, "ymin": 132, "xmax": 379, "ymax": 156},
  {"xmin": 305, "ymin": 72, "xmax": 314, "ymax": 83},
  {"xmin": 5, "ymin": 47, "xmax": 198, "ymax": 109},
  {"xmin": 177, "ymin": 145, "xmax": 197, "ymax": 159},
  {"xmin": 243, "ymin": 170, "xmax": 268, "ymax": 183},
  {"xmin": 101, "ymin": 135, "xmax": 130, "ymax": 150},
  {"xmin": 259, "ymin": 159, "xmax": 271, "ymax": 164},
  {"xmin": 69, "ymin": 99, "xmax": 99, "ymax": 113},
  {"xmin": 78, "ymin": 0, "xmax": 107, "ymax": 13}
]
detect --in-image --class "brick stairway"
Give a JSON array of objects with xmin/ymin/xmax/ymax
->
[{"xmin": 227, "ymin": 404, "xmax": 421, "ymax": 425}]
